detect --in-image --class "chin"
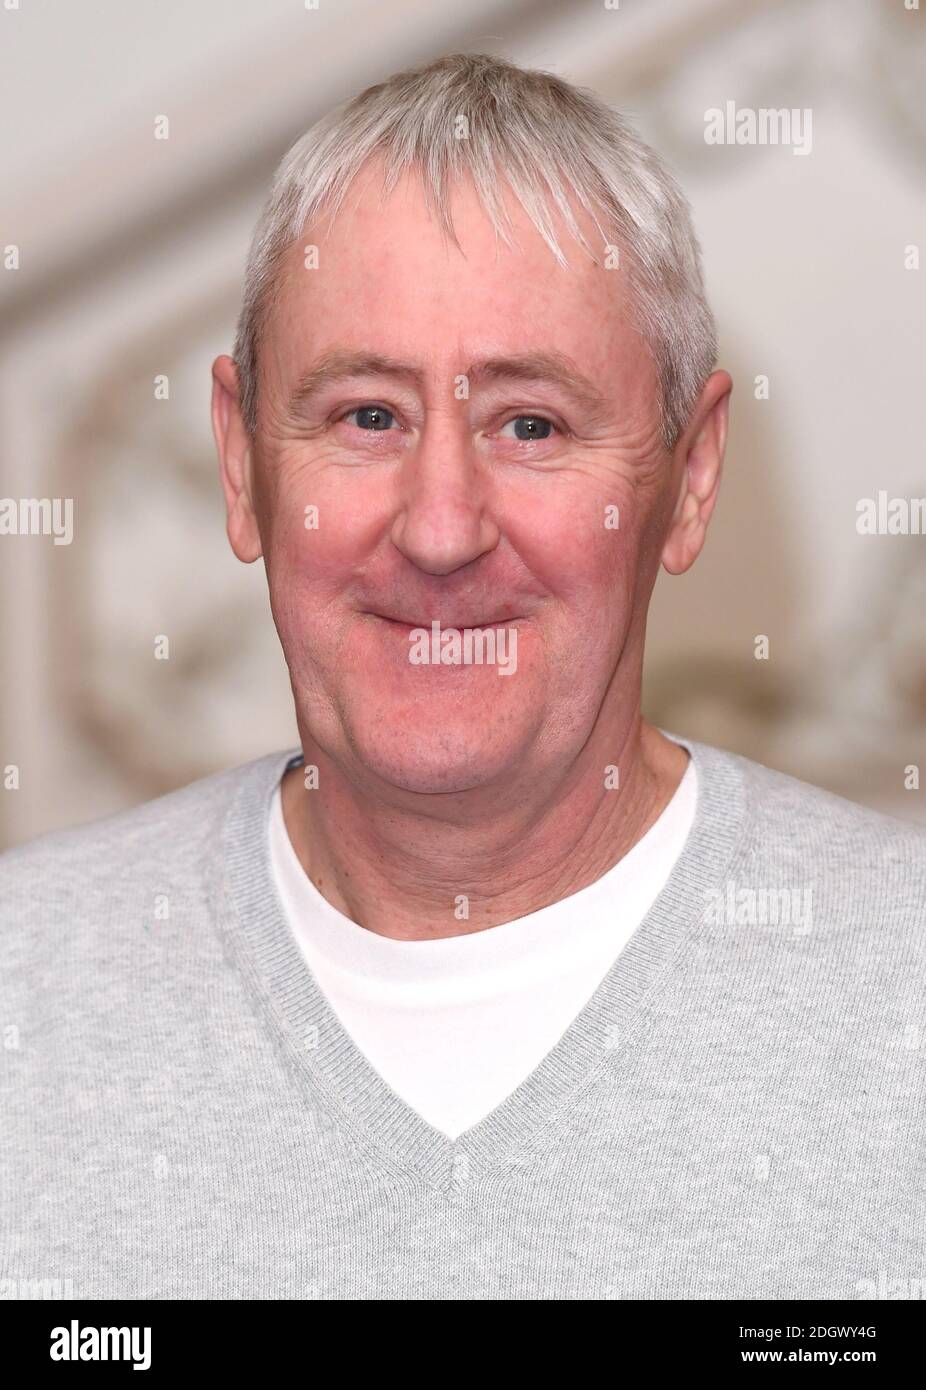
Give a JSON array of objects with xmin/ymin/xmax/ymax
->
[{"xmin": 345, "ymin": 713, "xmax": 525, "ymax": 796}]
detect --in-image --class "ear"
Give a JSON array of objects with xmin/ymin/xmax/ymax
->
[
  {"xmin": 661, "ymin": 370, "xmax": 732, "ymax": 576},
  {"xmin": 211, "ymin": 354, "xmax": 262, "ymax": 563}
]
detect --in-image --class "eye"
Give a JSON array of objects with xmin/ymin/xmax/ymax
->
[
  {"xmin": 498, "ymin": 415, "xmax": 556, "ymax": 442},
  {"xmin": 343, "ymin": 404, "xmax": 398, "ymax": 431}
]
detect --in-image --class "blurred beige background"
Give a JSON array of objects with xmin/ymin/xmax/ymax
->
[{"xmin": 1, "ymin": 0, "xmax": 924, "ymax": 849}]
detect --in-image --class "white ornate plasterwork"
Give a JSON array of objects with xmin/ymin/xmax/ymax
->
[{"xmin": 51, "ymin": 293, "xmax": 296, "ymax": 797}]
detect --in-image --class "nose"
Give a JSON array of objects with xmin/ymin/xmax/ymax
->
[{"xmin": 390, "ymin": 417, "xmax": 500, "ymax": 575}]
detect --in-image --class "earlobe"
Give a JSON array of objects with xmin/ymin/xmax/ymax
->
[
  {"xmin": 660, "ymin": 494, "xmax": 702, "ymax": 576},
  {"xmin": 226, "ymin": 490, "xmax": 263, "ymax": 564}
]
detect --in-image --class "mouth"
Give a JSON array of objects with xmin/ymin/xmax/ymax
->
[{"xmin": 365, "ymin": 612, "xmax": 521, "ymax": 631}]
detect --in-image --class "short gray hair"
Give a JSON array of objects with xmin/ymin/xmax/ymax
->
[{"xmin": 233, "ymin": 52, "xmax": 717, "ymax": 450}]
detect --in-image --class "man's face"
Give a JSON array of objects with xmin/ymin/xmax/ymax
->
[{"xmin": 248, "ymin": 161, "xmax": 678, "ymax": 796}]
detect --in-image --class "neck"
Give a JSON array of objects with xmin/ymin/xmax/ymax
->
[{"xmin": 280, "ymin": 713, "xmax": 689, "ymax": 941}]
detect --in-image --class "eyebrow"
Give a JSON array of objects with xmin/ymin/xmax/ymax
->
[{"xmin": 285, "ymin": 349, "xmax": 612, "ymax": 423}]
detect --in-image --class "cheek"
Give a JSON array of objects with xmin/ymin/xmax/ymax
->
[
  {"xmin": 260, "ymin": 509, "xmax": 351, "ymax": 671},
  {"xmin": 259, "ymin": 452, "xmax": 384, "ymax": 596},
  {"xmin": 508, "ymin": 479, "xmax": 649, "ymax": 615}
]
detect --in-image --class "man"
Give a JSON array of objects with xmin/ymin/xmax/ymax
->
[{"xmin": 2, "ymin": 53, "xmax": 924, "ymax": 1302}]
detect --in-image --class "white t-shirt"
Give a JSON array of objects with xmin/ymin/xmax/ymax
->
[{"xmin": 268, "ymin": 759, "xmax": 698, "ymax": 1139}]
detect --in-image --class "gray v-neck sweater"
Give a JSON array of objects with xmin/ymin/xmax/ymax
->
[{"xmin": 1, "ymin": 734, "xmax": 924, "ymax": 1301}]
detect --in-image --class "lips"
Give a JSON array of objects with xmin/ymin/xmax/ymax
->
[{"xmin": 369, "ymin": 612, "xmax": 520, "ymax": 629}]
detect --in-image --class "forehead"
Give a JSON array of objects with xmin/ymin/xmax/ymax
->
[{"xmin": 266, "ymin": 157, "xmax": 651, "ymax": 387}]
